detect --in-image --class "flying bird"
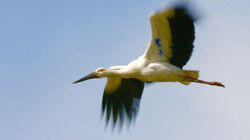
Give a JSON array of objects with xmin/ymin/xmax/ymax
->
[{"xmin": 73, "ymin": 5, "xmax": 224, "ymax": 129}]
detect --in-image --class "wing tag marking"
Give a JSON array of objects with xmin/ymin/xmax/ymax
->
[{"xmin": 155, "ymin": 38, "xmax": 163, "ymax": 56}]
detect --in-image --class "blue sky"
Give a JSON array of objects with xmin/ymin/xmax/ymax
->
[{"xmin": 1, "ymin": 0, "xmax": 250, "ymax": 139}]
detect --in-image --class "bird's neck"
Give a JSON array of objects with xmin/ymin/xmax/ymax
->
[
  {"xmin": 100, "ymin": 68, "xmax": 132, "ymax": 78},
  {"xmin": 100, "ymin": 69, "xmax": 122, "ymax": 78}
]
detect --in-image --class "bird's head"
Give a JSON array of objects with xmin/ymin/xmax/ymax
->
[
  {"xmin": 94, "ymin": 67, "xmax": 107, "ymax": 77},
  {"xmin": 73, "ymin": 67, "xmax": 107, "ymax": 84}
]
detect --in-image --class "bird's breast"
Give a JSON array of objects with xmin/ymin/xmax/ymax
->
[{"xmin": 136, "ymin": 62, "xmax": 183, "ymax": 82}]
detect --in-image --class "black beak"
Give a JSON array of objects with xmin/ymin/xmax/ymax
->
[{"xmin": 73, "ymin": 72, "xmax": 98, "ymax": 84}]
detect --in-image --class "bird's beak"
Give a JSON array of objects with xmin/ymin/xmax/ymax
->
[{"xmin": 73, "ymin": 72, "xmax": 98, "ymax": 84}]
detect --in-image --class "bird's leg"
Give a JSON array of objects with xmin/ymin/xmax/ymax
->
[
  {"xmin": 193, "ymin": 79, "xmax": 225, "ymax": 88},
  {"xmin": 185, "ymin": 77, "xmax": 225, "ymax": 88}
]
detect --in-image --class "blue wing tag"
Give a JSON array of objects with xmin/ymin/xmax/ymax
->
[
  {"xmin": 155, "ymin": 38, "xmax": 162, "ymax": 47},
  {"xmin": 155, "ymin": 38, "xmax": 163, "ymax": 56}
]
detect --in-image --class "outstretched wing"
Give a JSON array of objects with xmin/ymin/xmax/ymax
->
[
  {"xmin": 143, "ymin": 5, "xmax": 196, "ymax": 68},
  {"xmin": 102, "ymin": 77, "xmax": 144, "ymax": 129}
]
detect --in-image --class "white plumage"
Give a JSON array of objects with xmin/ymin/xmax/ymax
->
[{"xmin": 73, "ymin": 4, "xmax": 224, "ymax": 129}]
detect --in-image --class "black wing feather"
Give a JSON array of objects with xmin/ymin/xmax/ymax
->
[
  {"xmin": 102, "ymin": 78, "xmax": 144, "ymax": 129},
  {"xmin": 168, "ymin": 6, "xmax": 195, "ymax": 68}
]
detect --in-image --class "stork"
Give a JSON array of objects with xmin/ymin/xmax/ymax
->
[{"xmin": 73, "ymin": 5, "xmax": 224, "ymax": 129}]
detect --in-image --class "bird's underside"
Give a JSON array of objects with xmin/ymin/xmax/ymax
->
[
  {"xmin": 73, "ymin": 4, "xmax": 225, "ymax": 130},
  {"xmin": 100, "ymin": 62, "xmax": 224, "ymax": 129}
]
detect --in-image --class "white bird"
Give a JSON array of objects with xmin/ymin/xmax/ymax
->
[{"xmin": 73, "ymin": 5, "xmax": 224, "ymax": 129}]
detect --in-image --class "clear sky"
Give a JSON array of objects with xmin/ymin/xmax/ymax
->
[{"xmin": 1, "ymin": 0, "xmax": 250, "ymax": 139}]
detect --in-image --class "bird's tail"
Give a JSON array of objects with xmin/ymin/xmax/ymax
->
[{"xmin": 179, "ymin": 70, "xmax": 199, "ymax": 85}]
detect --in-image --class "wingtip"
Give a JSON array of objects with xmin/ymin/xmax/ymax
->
[{"xmin": 168, "ymin": 1, "xmax": 201, "ymax": 22}]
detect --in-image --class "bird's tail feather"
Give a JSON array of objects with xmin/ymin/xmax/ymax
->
[{"xmin": 180, "ymin": 70, "xmax": 199, "ymax": 85}]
